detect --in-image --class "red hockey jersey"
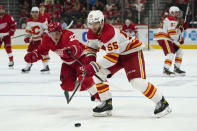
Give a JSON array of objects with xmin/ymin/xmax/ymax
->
[
  {"xmin": 36, "ymin": 29, "xmax": 85, "ymax": 65},
  {"xmin": 0, "ymin": 13, "xmax": 16, "ymax": 36}
]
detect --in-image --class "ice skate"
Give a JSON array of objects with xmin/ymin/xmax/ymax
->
[
  {"xmin": 163, "ymin": 67, "xmax": 175, "ymax": 77},
  {"xmin": 154, "ymin": 96, "xmax": 172, "ymax": 118},
  {"xmin": 40, "ymin": 65, "xmax": 50, "ymax": 73},
  {"xmin": 93, "ymin": 98, "xmax": 113, "ymax": 117},
  {"xmin": 21, "ymin": 64, "xmax": 32, "ymax": 73},
  {"xmin": 91, "ymin": 95, "xmax": 96, "ymax": 101},
  {"xmin": 8, "ymin": 61, "xmax": 14, "ymax": 68},
  {"xmin": 174, "ymin": 65, "xmax": 186, "ymax": 76}
]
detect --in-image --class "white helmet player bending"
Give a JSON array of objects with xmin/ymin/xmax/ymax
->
[
  {"xmin": 87, "ymin": 10, "xmax": 104, "ymax": 34},
  {"xmin": 169, "ymin": 6, "xmax": 180, "ymax": 18}
]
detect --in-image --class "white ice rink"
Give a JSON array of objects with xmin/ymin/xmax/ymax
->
[{"xmin": 0, "ymin": 49, "xmax": 197, "ymax": 131}]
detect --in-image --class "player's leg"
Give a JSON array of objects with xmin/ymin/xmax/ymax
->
[
  {"xmin": 173, "ymin": 45, "xmax": 185, "ymax": 76},
  {"xmin": 158, "ymin": 40, "xmax": 175, "ymax": 76},
  {"xmin": 122, "ymin": 50, "xmax": 171, "ymax": 117},
  {"xmin": 60, "ymin": 63, "xmax": 76, "ymax": 91},
  {"xmin": 3, "ymin": 36, "xmax": 14, "ymax": 68},
  {"xmin": 32, "ymin": 41, "xmax": 50, "ymax": 73},
  {"xmin": 40, "ymin": 55, "xmax": 50, "ymax": 73},
  {"xmin": 22, "ymin": 41, "xmax": 35, "ymax": 72}
]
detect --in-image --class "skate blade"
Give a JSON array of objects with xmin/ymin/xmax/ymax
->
[
  {"xmin": 40, "ymin": 71, "xmax": 50, "ymax": 74},
  {"xmin": 174, "ymin": 72, "xmax": 186, "ymax": 76},
  {"xmin": 155, "ymin": 106, "xmax": 172, "ymax": 118},
  {"xmin": 9, "ymin": 66, "xmax": 14, "ymax": 69},
  {"xmin": 93, "ymin": 111, "xmax": 112, "ymax": 117},
  {"xmin": 21, "ymin": 71, "xmax": 30, "ymax": 73},
  {"xmin": 162, "ymin": 73, "xmax": 175, "ymax": 77}
]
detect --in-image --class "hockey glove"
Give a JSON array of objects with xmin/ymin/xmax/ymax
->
[
  {"xmin": 24, "ymin": 52, "xmax": 39, "ymax": 63},
  {"xmin": 179, "ymin": 37, "xmax": 184, "ymax": 45},
  {"xmin": 80, "ymin": 62, "xmax": 100, "ymax": 77},
  {"xmin": 24, "ymin": 37, "xmax": 30, "ymax": 43}
]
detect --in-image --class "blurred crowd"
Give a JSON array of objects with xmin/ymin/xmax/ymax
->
[{"xmin": 18, "ymin": 0, "xmax": 147, "ymax": 29}]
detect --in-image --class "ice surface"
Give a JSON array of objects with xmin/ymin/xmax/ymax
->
[{"xmin": 0, "ymin": 49, "xmax": 197, "ymax": 131}]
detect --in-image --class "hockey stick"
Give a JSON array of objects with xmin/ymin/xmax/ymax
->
[
  {"xmin": 67, "ymin": 71, "xmax": 87, "ymax": 104},
  {"xmin": 184, "ymin": 2, "xmax": 190, "ymax": 23},
  {"xmin": 66, "ymin": 50, "xmax": 104, "ymax": 83},
  {"xmin": 66, "ymin": 20, "xmax": 74, "ymax": 29},
  {"xmin": 11, "ymin": 34, "xmax": 27, "ymax": 39}
]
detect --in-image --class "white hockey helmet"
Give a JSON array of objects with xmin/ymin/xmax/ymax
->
[
  {"xmin": 169, "ymin": 6, "xmax": 179, "ymax": 14},
  {"xmin": 31, "ymin": 7, "xmax": 39, "ymax": 12},
  {"xmin": 125, "ymin": 19, "xmax": 131, "ymax": 26},
  {"xmin": 87, "ymin": 10, "xmax": 104, "ymax": 24}
]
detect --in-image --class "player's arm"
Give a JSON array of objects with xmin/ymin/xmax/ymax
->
[
  {"xmin": 24, "ymin": 21, "xmax": 32, "ymax": 43},
  {"xmin": 63, "ymin": 32, "xmax": 84, "ymax": 60},
  {"xmin": 24, "ymin": 35, "xmax": 50, "ymax": 63},
  {"xmin": 9, "ymin": 15, "xmax": 16, "ymax": 36},
  {"xmin": 84, "ymin": 30, "xmax": 101, "ymax": 65}
]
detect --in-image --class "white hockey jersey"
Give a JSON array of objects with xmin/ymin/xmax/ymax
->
[
  {"xmin": 86, "ymin": 23, "xmax": 144, "ymax": 68},
  {"xmin": 25, "ymin": 15, "xmax": 47, "ymax": 41},
  {"xmin": 154, "ymin": 16, "xmax": 179, "ymax": 42}
]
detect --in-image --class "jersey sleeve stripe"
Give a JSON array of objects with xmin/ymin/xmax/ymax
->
[{"xmin": 103, "ymin": 53, "xmax": 119, "ymax": 63}]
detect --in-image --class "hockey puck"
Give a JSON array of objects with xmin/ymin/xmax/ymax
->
[{"xmin": 74, "ymin": 123, "xmax": 81, "ymax": 127}]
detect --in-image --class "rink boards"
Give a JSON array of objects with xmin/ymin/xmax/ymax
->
[{"xmin": 1, "ymin": 28, "xmax": 197, "ymax": 49}]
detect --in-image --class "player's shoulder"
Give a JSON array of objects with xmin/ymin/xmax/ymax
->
[
  {"xmin": 166, "ymin": 16, "xmax": 177, "ymax": 21},
  {"xmin": 27, "ymin": 17, "xmax": 33, "ymax": 22},
  {"xmin": 42, "ymin": 33, "xmax": 51, "ymax": 41},
  {"xmin": 87, "ymin": 29, "xmax": 98, "ymax": 39},
  {"xmin": 101, "ymin": 23, "xmax": 115, "ymax": 43},
  {"xmin": 62, "ymin": 29, "xmax": 74, "ymax": 37},
  {"xmin": 38, "ymin": 15, "xmax": 46, "ymax": 23},
  {"xmin": 3, "ymin": 13, "xmax": 11, "ymax": 18}
]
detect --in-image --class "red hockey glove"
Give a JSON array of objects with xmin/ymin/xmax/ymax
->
[
  {"xmin": 80, "ymin": 62, "xmax": 100, "ymax": 77},
  {"xmin": 85, "ymin": 53, "xmax": 96, "ymax": 65},
  {"xmin": 24, "ymin": 52, "xmax": 39, "ymax": 63},
  {"xmin": 24, "ymin": 37, "xmax": 30, "ymax": 43},
  {"xmin": 63, "ymin": 46, "xmax": 76, "ymax": 59},
  {"xmin": 179, "ymin": 37, "xmax": 184, "ymax": 45}
]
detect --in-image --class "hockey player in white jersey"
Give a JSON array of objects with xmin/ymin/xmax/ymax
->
[
  {"xmin": 154, "ymin": 6, "xmax": 186, "ymax": 76},
  {"xmin": 22, "ymin": 7, "xmax": 49, "ymax": 73},
  {"xmin": 79, "ymin": 10, "xmax": 171, "ymax": 117}
]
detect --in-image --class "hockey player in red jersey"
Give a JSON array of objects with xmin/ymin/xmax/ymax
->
[
  {"xmin": 0, "ymin": 5, "xmax": 16, "ymax": 68},
  {"xmin": 81, "ymin": 10, "xmax": 171, "ymax": 117},
  {"xmin": 22, "ymin": 7, "xmax": 49, "ymax": 73},
  {"xmin": 122, "ymin": 19, "xmax": 138, "ymax": 38},
  {"xmin": 39, "ymin": 3, "xmax": 51, "ymax": 24},
  {"xmin": 154, "ymin": 6, "xmax": 186, "ymax": 76},
  {"xmin": 23, "ymin": 22, "xmax": 107, "ymax": 115}
]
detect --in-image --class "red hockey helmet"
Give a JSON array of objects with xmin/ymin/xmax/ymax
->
[
  {"xmin": 0, "ymin": 5, "xmax": 5, "ymax": 10},
  {"xmin": 48, "ymin": 22, "xmax": 62, "ymax": 33}
]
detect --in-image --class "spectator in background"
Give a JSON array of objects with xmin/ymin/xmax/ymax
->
[
  {"xmin": 82, "ymin": 19, "xmax": 88, "ymax": 28},
  {"xmin": 39, "ymin": 3, "xmax": 51, "ymax": 24},
  {"xmin": 64, "ymin": 0, "xmax": 74, "ymax": 13},
  {"xmin": 95, "ymin": 1, "xmax": 104, "ymax": 11},
  {"xmin": 72, "ymin": 0, "xmax": 82, "ymax": 11},
  {"xmin": 74, "ymin": 19, "xmax": 83, "ymax": 28},
  {"xmin": 60, "ymin": 18, "xmax": 67, "ymax": 29},
  {"xmin": 54, "ymin": 0, "xmax": 63, "ymax": 21}
]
